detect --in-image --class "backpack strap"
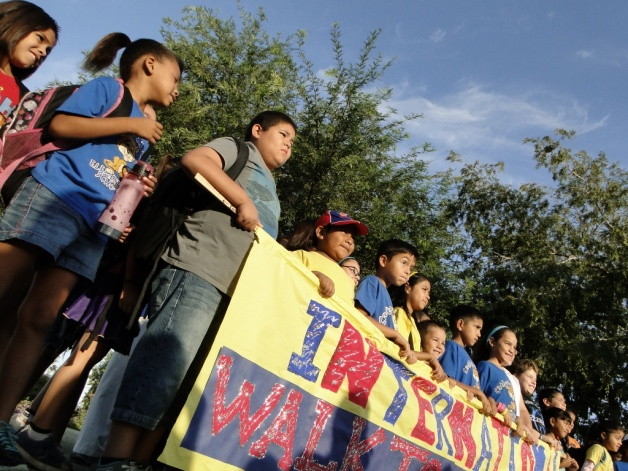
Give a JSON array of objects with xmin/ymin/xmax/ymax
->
[
  {"xmin": 105, "ymin": 79, "xmax": 134, "ymax": 118},
  {"xmin": 124, "ymin": 138, "xmax": 250, "ymax": 330},
  {"xmin": 0, "ymin": 80, "xmax": 136, "ymax": 199},
  {"xmin": 225, "ymin": 136, "xmax": 249, "ymax": 180}
]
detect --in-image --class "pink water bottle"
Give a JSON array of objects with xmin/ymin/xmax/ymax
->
[{"xmin": 98, "ymin": 160, "xmax": 154, "ymax": 239}]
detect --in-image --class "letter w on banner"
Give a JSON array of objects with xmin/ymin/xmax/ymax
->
[{"xmin": 159, "ymin": 230, "xmax": 560, "ymax": 471}]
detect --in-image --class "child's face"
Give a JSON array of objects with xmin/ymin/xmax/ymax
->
[
  {"xmin": 339, "ymin": 258, "xmax": 360, "ymax": 286},
  {"xmin": 489, "ymin": 330, "xmax": 517, "ymax": 367},
  {"xmin": 566, "ymin": 411, "xmax": 576, "ymax": 434},
  {"xmin": 317, "ymin": 226, "xmax": 356, "ymax": 262},
  {"xmin": 544, "ymin": 393, "xmax": 566, "ymax": 411},
  {"xmin": 458, "ymin": 316, "xmax": 483, "ymax": 347},
  {"xmin": 515, "ymin": 368, "xmax": 537, "ymax": 397},
  {"xmin": 550, "ymin": 416, "xmax": 572, "ymax": 439},
  {"xmin": 150, "ymin": 57, "xmax": 181, "ymax": 108},
  {"xmin": 421, "ymin": 326, "xmax": 446, "ymax": 357},
  {"xmin": 379, "ymin": 252, "xmax": 416, "ymax": 287},
  {"xmin": 406, "ymin": 280, "xmax": 430, "ymax": 311},
  {"xmin": 10, "ymin": 29, "xmax": 56, "ymax": 71},
  {"xmin": 252, "ymin": 122, "xmax": 295, "ymax": 170},
  {"xmin": 602, "ymin": 430, "xmax": 625, "ymax": 453}
]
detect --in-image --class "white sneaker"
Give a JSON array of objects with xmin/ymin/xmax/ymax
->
[{"xmin": 8, "ymin": 411, "xmax": 30, "ymax": 432}]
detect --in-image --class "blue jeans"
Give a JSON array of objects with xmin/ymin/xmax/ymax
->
[
  {"xmin": 0, "ymin": 177, "xmax": 105, "ymax": 280},
  {"xmin": 111, "ymin": 264, "xmax": 229, "ymax": 430}
]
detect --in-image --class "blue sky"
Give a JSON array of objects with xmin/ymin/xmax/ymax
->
[{"xmin": 31, "ymin": 1, "xmax": 628, "ymax": 185}]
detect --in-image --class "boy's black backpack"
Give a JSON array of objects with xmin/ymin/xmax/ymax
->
[
  {"xmin": 0, "ymin": 79, "xmax": 134, "ymax": 205},
  {"xmin": 127, "ymin": 137, "xmax": 250, "ymax": 319}
]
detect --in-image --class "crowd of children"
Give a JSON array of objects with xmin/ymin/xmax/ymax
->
[{"xmin": 0, "ymin": 2, "xmax": 626, "ymax": 471}]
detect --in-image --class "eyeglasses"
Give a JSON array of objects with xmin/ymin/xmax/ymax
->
[{"xmin": 341, "ymin": 265, "xmax": 360, "ymax": 277}]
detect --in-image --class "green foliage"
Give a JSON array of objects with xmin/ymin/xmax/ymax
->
[
  {"xmin": 448, "ymin": 130, "xmax": 628, "ymax": 424},
  {"xmin": 155, "ymin": 5, "xmax": 302, "ymax": 158}
]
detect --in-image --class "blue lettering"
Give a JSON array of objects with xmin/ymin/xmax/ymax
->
[
  {"xmin": 382, "ymin": 356, "xmax": 414, "ymax": 425},
  {"xmin": 288, "ymin": 300, "xmax": 341, "ymax": 382}
]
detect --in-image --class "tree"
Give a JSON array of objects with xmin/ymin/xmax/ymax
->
[
  {"xmin": 447, "ymin": 130, "xmax": 628, "ymax": 425},
  {"xmin": 155, "ymin": 5, "xmax": 302, "ymax": 157},
  {"xmin": 276, "ymin": 24, "xmax": 460, "ymax": 312}
]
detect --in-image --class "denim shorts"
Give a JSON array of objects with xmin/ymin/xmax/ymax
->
[
  {"xmin": 111, "ymin": 263, "xmax": 230, "ymax": 430},
  {"xmin": 0, "ymin": 177, "xmax": 105, "ymax": 280}
]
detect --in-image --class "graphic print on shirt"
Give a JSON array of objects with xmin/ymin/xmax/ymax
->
[{"xmin": 92, "ymin": 134, "xmax": 142, "ymax": 191}]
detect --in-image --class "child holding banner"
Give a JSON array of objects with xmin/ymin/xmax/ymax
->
[
  {"xmin": 437, "ymin": 305, "xmax": 494, "ymax": 415},
  {"xmin": 354, "ymin": 239, "xmax": 420, "ymax": 365},
  {"xmin": 387, "ymin": 273, "xmax": 446, "ymax": 380},
  {"xmin": 292, "ymin": 210, "xmax": 368, "ymax": 304},
  {"xmin": 93, "ymin": 111, "xmax": 297, "ymax": 470},
  {"xmin": 542, "ymin": 407, "xmax": 579, "ymax": 470},
  {"xmin": 476, "ymin": 326, "xmax": 543, "ymax": 445}
]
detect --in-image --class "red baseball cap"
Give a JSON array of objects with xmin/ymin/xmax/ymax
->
[{"xmin": 315, "ymin": 210, "xmax": 368, "ymax": 235}]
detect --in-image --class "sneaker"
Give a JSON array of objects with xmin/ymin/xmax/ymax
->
[
  {"xmin": 14, "ymin": 426, "xmax": 71, "ymax": 471},
  {"xmin": 92, "ymin": 460, "xmax": 143, "ymax": 471},
  {"xmin": 0, "ymin": 421, "xmax": 28, "ymax": 470},
  {"xmin": 8, "ymin": 411, "xmax": 30, "ymax": 432}
]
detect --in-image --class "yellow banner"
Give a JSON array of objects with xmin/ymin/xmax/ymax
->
[{"xmin": 160, "ymin": 230, "xmax": 560, "ymax": 471}]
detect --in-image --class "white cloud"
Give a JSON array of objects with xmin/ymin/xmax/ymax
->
[
  {"xmin": 387, "ymin": 83, "xmax": 609, "ymax": 183},
  {"xmin": 429, "ymin": 29, "xmax": 447, "ymax": 44},
  {"xmin": 576, "ymin": 49, "xmax": 594, "ymax": 59}
]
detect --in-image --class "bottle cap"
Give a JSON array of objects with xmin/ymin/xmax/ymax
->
[{"xmin": 130, "ymin": 160, "xmax": 154, "ymax": 177}]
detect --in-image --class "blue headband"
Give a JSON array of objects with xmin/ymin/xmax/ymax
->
[
  {"xmin": 338, "ymin": 256, "xmax": 356, "ymax": 265},
  {"xmin": 486, "ymin": 325, "xmax": 509, "ymax": 345}
]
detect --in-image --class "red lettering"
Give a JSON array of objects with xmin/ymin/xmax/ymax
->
[
  {"xmin": 321, "ymin": 322, "xmax": 384, "ymax": 408},
  {"xmin": 339, "ymin": 417, "xmax": 386, "ymax": 471},
  {"xmin": 489, "ymin": 419, "xmax": 510, "ymax": 471},
  {"xmin": 519, "ymin": 440, "xmax": 535, "ymax": 471},
  {"xmin": 390, "ymin": 436, "xmax": 429, "ymax": 471},
  {"xmin": 294, "ymin": 400, "xmax": 338, "ymax": 471},
  {"xmin": 447, "ymin": 400, "xmax": 476, "ymax": 468},
  {"xmin": 250, "ymin": 389, "xmax": 303, "ymax": 471},
  {"xmin": 419, "ymin": 460, "xmax": 442, "ymax": 471},
  {"xmin": 212, "ymin": 354, "xmax": 286, "ymax": 445},
  {"xmin": 409, "ymin": 377, "xmax": 436, "ymax": 445}
]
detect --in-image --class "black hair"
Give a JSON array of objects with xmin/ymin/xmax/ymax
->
[
  {"xmin": 0, "ymin": 0, "xmax": 59, "ymax": 80},
  {"xmin": 448, "ymin": 304, "xmax": 483, "ymax": 332},
  {"xmin": 375, "ymin": 238, "xmax": 419, "ymax": 269},
  {"xmin": 82, "ymin": 33, "xmax": 184, "ymax": 81},
  {"xmin": 538, "ymin": 388, "xmax": 563, "ymax": 410},
  {"xmin": 388, "ymin": 272, "xmax": 431, "ymax": 314},
  {"xmin": 586, "ymin": 420, "xmax": 625, "ymax": 447},
  {"xmin": 543, "ymin": 407, "xmax": 572, "ymax": 430},
  {"xmin": 473, "ymin": 325, "xmax": 514, "ymax": 363},
  {"xmin": 284, "ymin": 218, "xmax": 317, "ymax": 251},
  {"xmin": 245, "ymin": 110, "xmax": 297, "ymax": 141},
  {"xmin": 416, "ymin": 319, "xmax": 446, "ymax": 340}
]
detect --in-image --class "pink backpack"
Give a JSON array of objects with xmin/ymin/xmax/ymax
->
[{"xmin": 0, "ymin": 79, "xmax": 132, "ymax": 205}]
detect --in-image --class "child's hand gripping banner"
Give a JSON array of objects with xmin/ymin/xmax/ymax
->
[{"xmin": 160, "ymin": 230, "xmax": 560, "ymax": 471}]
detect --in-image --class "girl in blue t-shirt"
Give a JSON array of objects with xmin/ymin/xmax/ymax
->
[{"xmin": 0, "ymin": 32, "xmax": 182, "ymax": 466}]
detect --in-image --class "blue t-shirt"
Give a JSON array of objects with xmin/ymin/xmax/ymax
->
[
  {"xmin": 440, "ymin": 340, "xmax": 480, "ymax": 388},
  {"xmin": 32, "ymin": 76, "xmax": 147, "ymax": 230},
  {"xmin": 477, "ymin": 361, "xmax": 516, "ymax": 415},
  {"xmin": 355, "ymin": 275, "xmax": 395, "ymax": 329}
]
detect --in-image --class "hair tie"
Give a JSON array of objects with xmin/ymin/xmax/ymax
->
[{"xmin": 486, "ymin": 325, "xmax": 508, "ymax": 345}]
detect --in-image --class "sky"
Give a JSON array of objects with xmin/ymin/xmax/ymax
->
[{"xmin": 30, "ymin": 0, "xmax": 628, "ymax": 185}]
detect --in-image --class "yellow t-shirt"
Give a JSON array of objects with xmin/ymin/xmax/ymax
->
[
  {"xmin": 585, "ymin": 444, "xmax": 612, "ymax": 471},
  {"xmin": 394, "ymin": 306, "xmax": 421, "ymax": 351},
  {"xmin": 293, "ymin": 250, "xmax": 356, "ymax": 305}
]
